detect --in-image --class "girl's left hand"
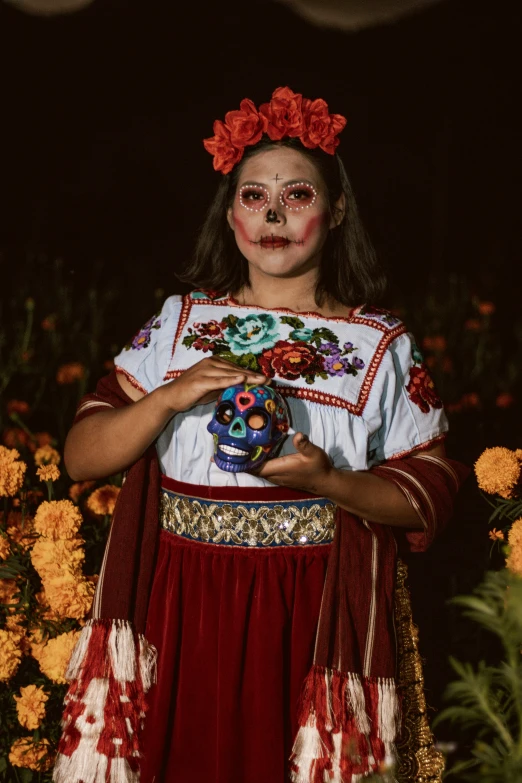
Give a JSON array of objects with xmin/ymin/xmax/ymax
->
[{"xmin": 251, "ymin": 433, "xmax": 334, "ymax": 494}]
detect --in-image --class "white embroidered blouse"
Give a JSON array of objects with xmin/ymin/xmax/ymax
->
[{"xmin": 114, "ymin": 291, "xmax": 448, "ymax": 488}]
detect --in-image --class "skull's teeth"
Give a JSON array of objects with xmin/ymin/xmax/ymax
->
[{"xmin": 219, "ymin": 444, "xmax": 249, "ymax": 457}]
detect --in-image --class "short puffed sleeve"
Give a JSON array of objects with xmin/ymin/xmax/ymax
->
[
  {"xmin": 113, "ymin": 295, "xmax": 182, "ymax": 394},
  {"xmin": 365, "ymin": 332, "xmax": 448, "ymax": 465}
]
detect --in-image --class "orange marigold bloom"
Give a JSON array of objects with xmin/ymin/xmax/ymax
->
[
  {"xmin": 6, "ymin": 400, "xmax": 30, "ymax": 416},
  {"xmin": 475, "ymin": 447, "xmax": 521, "ymax": 498},
  {"xmin": 0, "ymin": 446, "xmax": 27, "ymax": 497},
  {"xmin": 6, "ymin": 511, "xmax": 36, "ymax": 551},
  {"xmin": 34, "ymin": 444, "xmax": 61, "ymax": 467},
  {"xmin": 461, "ymin": 393, "xmax": 480, "ymax": 409},
  {"xmin": 0, "ymin": 578, "xmax": 20, "ymax": 608},
  {"xmin": 56, "ymin": 362, "xmax": 85, "ymax": 384},
  {"xmin": 31, "ymin": 537, "xmax": 85, "ymax": 580},
  {"xmin": 45, "ymin": 573, "xmax": 95, "ymax": 620},
  {"xmin": 0, "ymin": 629, "xmax": 23, "ymax": 681},
  {"xmin": 478, "ymin": 301, "xmax": 495, "ymax": 316},
  {"xmin": 87, "ymin": 484, "xmax": 121, "ymax": 516},
  {"xmin": 34, "ymin": 499, "xmax": 83, "ymax": 540},
  {"xmin": 422, "ymin": 335, "xmax": 447, "ymax": 352},
  {"xmin": 37, "ymin": 629, "xmax": 81, "ymax": 684},
  {"xmin": 2, "ymin": 427, "xmax": 33, "ymax": 451},
  {"xmin": 496, "ymin": 392, "xmax": 515, "ymax": 409},
  {"xmin": 34, "ymin": 432, "xmax": 53, "ymax": 448},
  {"xmin": 41, "ymin": 314, "xmax": 57, "ymax": 331},
  {"xmin": 0, "ymin": 535, "xmax": 10, "ymax": 560},
  {"xmin": 9, "ymin": 737, "xmax": 52, "ymax": 771},
  {"xmin": 489, "ymin": 528, "xmax": 505, "ymax": 541},
  {"xmin": 14, "ymin": 684, "xmax": 49, "ymax": 730},
  {"xmin": 69, "ymin": 480, "xmax": 96, "ymax": 504},
  {"xmin": 464, "ymin": 318, "xmax": 481, "ymax": 331},
  {"xmin": 507, "ymin": 518, "xmax": 522, "ymax": 577},
  {"xmin": 36, "ymin": 464, "xmax": 60, "ymax": 483}
]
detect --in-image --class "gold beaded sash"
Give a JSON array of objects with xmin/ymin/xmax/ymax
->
[{"xmin": 160, "ymin": 487, "xmax": 336, "ymax": 548}]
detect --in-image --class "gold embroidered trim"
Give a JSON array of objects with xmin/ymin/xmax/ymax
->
[
  {"xmin": 395, "ymin": 559, "xmax": 445, "ymax": 782},
  {"xmin": 160, "ymin": 490, "xmax": 336, "ymax": 547}
]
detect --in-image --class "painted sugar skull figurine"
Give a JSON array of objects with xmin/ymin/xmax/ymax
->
[{"xmin": 207, "ymin": 383, "xmax": 290, "ymax": 473}]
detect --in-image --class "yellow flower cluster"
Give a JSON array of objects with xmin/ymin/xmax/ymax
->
[
  {"xmin": 36, "ymin": 464, "xmax": 60, "ymax": 483},
  {"xmin": 31, "ymin": 502, "xmax": 94, "ymax": 620},
  {"xmin": 6, "ymin": 511, "xmax": 36, "ymax": 551},
  {"xmin": 0, "ymin": 534, "xmax": 10, "ymax": 559},
  {"xmin": 34, "ymin": 444, "xmax": 61, "ymax": 467},
  {"xmin": 507, "ymin": 518, "xmax": 522, "ymax": 577},
  {"xmin": 69, "ymin": 479, "xmax": 96, "ymax": 503},
  {"xmin": 9, "ymin": 736, "xmax": 52, "ymax": 771},
  {"xmin": 474, "ymin": 447, "xmax": 522, "ymax": 499},
  {"xmin": 14, "ymin": 684, "xmax": 49, "ymax": 730},
  {"xmin": 33, "ymin": 500, "xmax": 82, "ymax": 540},
  {"xmin": 0, "ymin": 629, "xmax": 23, "ymax": 681},
  {"xmin": 32, "ymin": 629, "xmax": 81, "ymax": 684},
  {"xmin": 0, "ymin": 446, "xmax": 27, "ymax": 497},
  {"xmin": 87, "ymin": 484, "xmax": 121, "ymax": 516}
]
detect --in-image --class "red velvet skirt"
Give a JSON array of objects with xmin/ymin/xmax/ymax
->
[{"xmin": 140, "ymin": 478, "xmax": 335, "ymax": 783}]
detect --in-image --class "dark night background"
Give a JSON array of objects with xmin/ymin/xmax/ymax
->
[{"xmin": 0, "ymin": 0, "xmax": 521, "ymax": 748}]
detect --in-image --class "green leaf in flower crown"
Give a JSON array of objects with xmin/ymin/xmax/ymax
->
[{"xmin": 280, "ymin": 315, "xmax": 305, "ymax": 330}]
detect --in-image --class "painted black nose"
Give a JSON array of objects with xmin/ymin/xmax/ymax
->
[{"xmin": 265, "ymin": 209, "xmax": 279, "ymax": 223}]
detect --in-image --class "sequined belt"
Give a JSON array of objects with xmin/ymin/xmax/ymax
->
[{"xmin": 159, "ymin": 478, "xmax": 337, "ymax": 548}]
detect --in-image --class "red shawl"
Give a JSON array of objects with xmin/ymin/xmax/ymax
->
[{"xmin": 53, "ymin": 371, "xmax": 468, "ymax": 782}]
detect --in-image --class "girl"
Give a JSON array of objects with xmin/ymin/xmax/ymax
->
[{"xmin": 55, "ymin": 87, "xmax": 466, "ymax": 783}]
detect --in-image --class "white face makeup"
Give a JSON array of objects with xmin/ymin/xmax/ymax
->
[{"xmin": 227, "ymin": 146, "xmax": 339, "ymax": 280}]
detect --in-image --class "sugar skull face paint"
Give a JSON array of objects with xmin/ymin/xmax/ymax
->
[
  {"xmin": 279, "ymin": 182, "xmax": 318, "ymax": 211},
  {"xmin": 207, "ymin": 383, "xmax": 290, "ymax": 473},
  {"xmin": 239, "ymin": 184, "xmax": 270, "ymax": 212}
]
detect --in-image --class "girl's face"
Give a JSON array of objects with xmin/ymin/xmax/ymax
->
[{"xmin": 227, "ymin": 147, "xmax": 342, "ymax": 280}]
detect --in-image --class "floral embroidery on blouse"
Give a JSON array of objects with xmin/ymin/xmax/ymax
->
[
  {"xmin": 124, "ymin": 313, "xmax": 161, "ymax": 351},
  {"xmin": 189, "ymin": 289, "xmax": 228, "ymax": 301},
  {"xmin": 182, "ymin": 313, "xmax": 366, "ymax": 384},
  {"xmin": 405, "ymin": 342, "xmax": 443, "ymax": 413},
  {"xmin": 358, "ymin": 305, "xmax": 401, "ymax": 328}
]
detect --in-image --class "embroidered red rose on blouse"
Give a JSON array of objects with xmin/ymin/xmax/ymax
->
[
  {"xmin": 258, "ymin": 340, "xmax": 322, "ymax": 380},
  {"xmin": 406, "ymin": 364, "xmax": 443, "ymax": 413}
]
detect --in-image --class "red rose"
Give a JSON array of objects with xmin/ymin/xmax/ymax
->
[
  {"xmin": 258, "ymin": 340, "xmax": 321, "ymax": 380},
  {"xmin": 224, "ymin": 98, "xmax": 268, "ymax": 148},
  {"xmin": 406, "ymin": 365, "xmax": 443, "ymax": 414},
  {"xmin": 259, "ymin": 86, "xmax": 305, "ymax": 141},
  {"xmin": 301, "ymin": 98, "xmax": 347, "ymax": 154},
  {"xmin": 203, "ymin": 120, "xmax": 243, "ymax": 175}
]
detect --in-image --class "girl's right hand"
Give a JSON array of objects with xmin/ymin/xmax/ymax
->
[{"xmin": 159, "ymin": 356, "xmax": 270, "ymax": 413}]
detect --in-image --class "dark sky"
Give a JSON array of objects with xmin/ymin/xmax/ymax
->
[{"xmin": 0, "ymin": 0, "xmax": 520, "ymax": 309}]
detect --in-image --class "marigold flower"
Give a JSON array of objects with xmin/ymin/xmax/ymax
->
[
  {"xmin": 37, "ymin": 629, "xmax": 81, "ymax": 683},
  {"xmin": 461, "ymin": 393, "xmax": 480, "ymax": 409},
  {"xmin": 34, "ymin": 444, "xmax": 61, "ymax": 467},
  {"xmin": 41, "ymin": 314, "xmax": 57, "ymax": 331},
  {"xmin": 6, "ymin": 511, "xmax": 36, "ymax": 551},
  {"xmin": 478, "ymin": 301, "xmax": 495, "ymax": 316},
  {"xmin": 69, "ymin": 480, "xmax": 96, "ymax": 504},
  {"xmin": 9, "ymin": 737, "xmax": 52, "ymax": 771},
  {"xmin": 87, "ymin": 484, "xmax": 121, "ymax": 516},
  {"xmin": 14, "ymin": 684, "xmax": 49, "ymax": 730},
  {"xmin": 33, "ymin": 499, "xmax": 83, "ymax": 540},
  {"xmin": 34, "ymin": 432, "xmax": 53, "ymax": 448},
  {"xmin": 6, "ymin": 400, "xmax": 30, "ymax": 416},
  {"xmin": 496, "ymin": 392, "xmax": 515, "ymax": 409},
  {"xmin": 56, "ymin": 362, "xmax": 85, "ymax": 384},
  {"xmin": 5, "ymin": 613, "xmax": 25, "ymax": 636},
  {"xmin": 0, "ymin": 578, "xmax": 20, "ymax": 608},
  {"xmin": 475, "ymin": 447, "xmax": 521, "ymax": 498},
  {"xmin": 36, "ymin": 464, "xmax": 60, "ymax": 483},
  {"xmin": 2, "ymin": 427, "xmax": 32, "ymax": 450},
  {"xmin": 31, "ymin": 537, "xmax": 85, "ymax": 580},
  {"xmin": 464, "ymin": 318, "xmax": 481, "ymax": 331},
  {"xmin": 446, "ymin": 401, "xmax": 463, "ymax": 414},
  {"xmin": 0, "ymin": 629, "xmax": 23, "ymax": 681},
  {"xmin": 0, "ymin": 445, "xmax": 27, "ymax": 497},
  {"xmin": 0, "ymin": 535, "xmax": 10, "ymax": 560},
  {"xmin": 489, "ymin": 528, "xmax": 505, "ymax": 541},
  {"xmin": 45, "ymin": 573, "xmax": 95, "ymax": 620},
  {"xmin": 28, "ymin": 628, "xmax": 48, "ymax": 663},
  {"xmin": 507, "ymin": 518, "xmax": 522, "ymax": 577},
  {"xmin": 422, "ymin": 335, "xmax": 447, "ymax": 352}
]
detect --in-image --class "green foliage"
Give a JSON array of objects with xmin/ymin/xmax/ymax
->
[{"xmin": 436, "ymin": 569, "xmax": 522, "ymax": 781}]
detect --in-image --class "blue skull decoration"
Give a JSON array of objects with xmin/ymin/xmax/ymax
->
[{"xmin": 207, "ymin": 383, "xmax": 290, "ymax": 472}]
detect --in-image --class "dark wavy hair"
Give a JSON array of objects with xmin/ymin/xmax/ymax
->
[{"xmin": 178, "ymin": 138, "xmax": 386, "ymax": 307}]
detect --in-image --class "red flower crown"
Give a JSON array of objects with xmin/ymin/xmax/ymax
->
[{"xmin": 203, "ymin": 86, "xmax": 347, "ymax": 175}]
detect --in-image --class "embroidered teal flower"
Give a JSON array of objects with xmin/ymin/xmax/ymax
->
[
  {"xmin": 289, "ymin": 327, "xmax": 314, "ymax": 341},
  {"xmin": 224, "ymin": 313, "xmax": 280, "ymax": 356}
]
